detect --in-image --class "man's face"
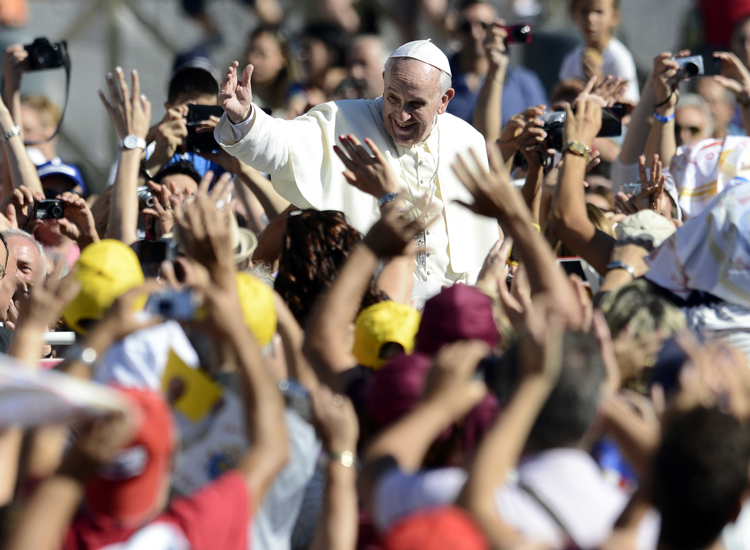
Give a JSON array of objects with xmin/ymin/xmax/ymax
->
[
  {"xmin": 0, "ymin": 246, "xmax": 17, "ymax": 322},
  {"xmin": 7, "ymin": 235, "xmax": 42, "ymax": 287},
  {"xmin": 457, "ymin": 2, "xmax": 496, "ymax": 58},
  {"xmin": 160, "ymin": 174, "xmax": 198, "ymax": 196},
  {"xmin": 382, "ymin": 59, "xmax": 454, "ymax": 146},
  {"xmin": 349, "ymin": 38, "xmax": 385, "ymax": 99},
  {"xmin": 696, "ymin": 78, "xmax": 733, "ymax": 136},
  {"xmin": 40, "ymin": 174, "xmax": 78, "ymax": 197},
  {"xmin": 675, "ymin": 105, "xmax": 710, "ymax": 147}
]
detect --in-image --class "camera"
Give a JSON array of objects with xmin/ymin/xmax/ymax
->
[
  {"xmin": 146, "ymin": 289, "xmax": 196, "ymax": 321},
  {"xmin": 133, "ymin": 238, "xmax": 177, "ymax": 266},
  {"xmin": 539, "ymin": 104, "xmax": 625, "ymax": 151},
  {"xmin": 33, "ymin": 199, "xmax": 65, "ymax": 220},
  {"xmin": 137, "ymin": 186, "xmax": 154, "ymax": 210},
  {"xmin": 674, "ymin": 55, "xmax": 704, "ymax": 80},
  {"xmin": 23, "ymin": 38, "xmax": 67, "ymax": 71},
  {"xmin": 184, "ymin": 104, "xmax": 223, "ymax": 154},
  {"xmin": 502, "ymin": 24, "xmax": 532, "ymax": 44}
]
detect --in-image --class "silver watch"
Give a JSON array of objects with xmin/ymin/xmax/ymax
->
[{"xmin": 119, "ymin": 134, "xmax": 147, "ymax": 151}]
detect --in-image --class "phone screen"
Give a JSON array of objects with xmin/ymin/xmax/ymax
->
[
  {"xmin": 598, "ymin": 104, "xmax": 624, "ymax": 138},
  {"xmin": 557, "ymin": 257, "xmax": 586, "ymax": 280}
]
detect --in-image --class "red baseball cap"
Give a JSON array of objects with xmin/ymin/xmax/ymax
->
[
  {"xmin": 85, "ymin": 387, "xmax": 175, "ymax": 526},
  {"xmin": 383, "ymin": 507, "xmax": 489, "ymax": 550}
]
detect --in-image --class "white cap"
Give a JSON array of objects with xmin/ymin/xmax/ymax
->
[{"xmin": 388, "ymin": 39, "xmax": 451, "ymax": 77}]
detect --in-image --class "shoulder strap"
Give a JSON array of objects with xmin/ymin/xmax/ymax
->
[{"xmin": 517, "ymin": 478, "xmax": 580, "ymax": 549}]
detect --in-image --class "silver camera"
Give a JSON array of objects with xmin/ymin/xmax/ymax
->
[{"xmin": 674, "ymin": 55, "xmax": 704, "ymax": 80}]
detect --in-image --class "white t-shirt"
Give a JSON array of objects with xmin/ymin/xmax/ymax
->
[{"xmin": 559, "ymin": 38, "xmax": 640, "ymax": 103}]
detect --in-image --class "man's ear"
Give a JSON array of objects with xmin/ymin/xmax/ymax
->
[{"xmin": 437, "ymin": 88, "xmax": 455, "ymax": 115}]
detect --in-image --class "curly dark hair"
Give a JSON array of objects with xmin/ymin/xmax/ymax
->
[{"xmin": 274, "ymin": 209, "xmax": 387, "ymax": 326}]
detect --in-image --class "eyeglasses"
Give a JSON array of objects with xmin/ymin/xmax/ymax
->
[
  {"xmin": 675, "ymin": 124, "xmax": 702, "ymax": 136},
  {"xmin": 459, "ymin": 20, "xmax": 490, "ymax": 33}
]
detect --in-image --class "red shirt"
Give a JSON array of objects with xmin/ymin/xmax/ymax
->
[{"xmin": 65, "ymin": 471, "xmax": 250, "ymax": 550}]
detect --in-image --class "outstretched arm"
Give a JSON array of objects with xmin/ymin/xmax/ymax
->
[
  {"xmin": 303, "ymin": 204, "xmax": 426, "ymax": 392},
  {"xmin": 472, "ymin": 23, "xmax": 508, "ymax": 143}
]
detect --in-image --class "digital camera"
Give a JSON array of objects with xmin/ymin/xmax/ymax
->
[
  {"xmin": 137, "ymin": 186, "xmax": 155, "ymax": 210},
  {"xmin": 502, "ymin": 24, "xmax": 532, "ymax": 44},
  {"xmin": 674, "ymin": 55, "xmax": 704, "ymax": 80},
  {"xmin": 24, "ymin": 38, "xmax": 67, "ymax": 71},
  {"xmin": 33, "ymin": 199, "xmax": 65, "ymax": 220}
]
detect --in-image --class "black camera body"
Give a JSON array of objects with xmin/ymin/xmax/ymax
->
[
  {"xmin": 24, "ymin": 38, "xmax": 67, "ymax": 71},
  {"xmin": 502, "ymin": 24, "xmax": 532, "ymax": 44},
  {"xmin": 184, "ymin": 104, "xmax": 224, "ymax": 154},
  {"xmin": 33, "ymin": 199, "xmax": 65, "ymax": 220}
]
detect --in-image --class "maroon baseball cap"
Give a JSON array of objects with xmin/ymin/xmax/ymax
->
[{"xmin": 415, "ymin": 285, "xmax": 498, "ymax": 356}]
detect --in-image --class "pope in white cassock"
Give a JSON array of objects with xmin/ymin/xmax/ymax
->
[{"xmin": 214, "ymin": 39, "xmax": 499, "ymax": 296}]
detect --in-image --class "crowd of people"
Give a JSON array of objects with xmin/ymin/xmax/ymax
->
[{"xmin": 2, "ymin": 0, "xmax": 750, "ymax": 550}]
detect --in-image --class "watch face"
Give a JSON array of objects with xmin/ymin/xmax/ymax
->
[{"xmin": 124, "ymin": 135, "xmax": 137, "ymax": 149}]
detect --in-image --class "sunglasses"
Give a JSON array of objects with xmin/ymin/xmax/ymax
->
[
  {"xmin": 675, "ymin": 124, "xmax": 702, "ymax": 136},
  {"xmin": 459, "ymin": 20, "xmax": 490, "ymax": 33}
]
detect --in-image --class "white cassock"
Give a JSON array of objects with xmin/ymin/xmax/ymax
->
[{"xmin": 214, "ymin": 96, "xmax": 499, "ymax": 294}]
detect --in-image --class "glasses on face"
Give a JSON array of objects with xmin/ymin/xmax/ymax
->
[
  {"xmin": 459, "ymin": 20, "xmax": 490, "ymax": 33},
  {"xmin": 675, "ymin": 124, "xmax": 703, "ymax": 137}
]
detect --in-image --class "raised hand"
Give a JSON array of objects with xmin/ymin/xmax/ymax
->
[
  {"xmin": 15, "ymin": 261, "xmax": 81, "ymax": 332},
  {"xmin": 563, "ymin": 97, "xmax": 602, "ymax": 149},
  {"xmin": 651, "ymin": 51, "xmax": 690, "ymax": 113},
  {"xmin": 475, "ymin": 237, "xmax": 513, "ymax": 298},
  {"xmin": 485, "ymin": 22, "xmax": 509, "ymax": 74},
  {"xmin": 334, "ymin": 134, "xmax": 401, "ymax": 198},
  {"xmin": 576, "ymin": 75, "xmax": 626, "ymax": 107},
  {"xmin": 220, "ymin": 61, "xmax": 254, "ymax": 124},
  {"xmin": 362, "ymin": 199, "xmax": 433, "ymax": 258},
  {"xmin": 98, "ymin": 67, "xmax": 151, "ymax": 140},
  {"xmin": 2, "ymin": 44, "xmax": 29, "ymax": 93},
  {"xmin": 423, "ymin": 340, "xmax": 489, "ymax": 418},
  {"xmin": 497, "ymin": 104, "xmax": 546, "ymax": 161},
  {"xmin": 310, "ymin": 385, "xmax": 359, "ymax": 455},
  {"xmin": 614, "ymin": 155, "xmax": 665, "ymax": 215},
  {"xmin": 516, "ymin": 117, "xmax": 550, "ymax": 168},
  {"xmin": 713, "ymin": 51, "xmax": 750, "ymax": 103},
  {"xmin": 57, "ymin": 192, "xmax": 99, "ymax": 247},
  {"xmin": 453, "ymin": 141, "xmax": 520, "ymax": 221},
  {"xmin": 0, "ymin": 185, "xmax": 44, "ymax": 230}
]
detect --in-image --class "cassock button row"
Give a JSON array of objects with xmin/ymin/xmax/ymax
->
[
  {"xmin": 426, "ymin": 230, "xmax": 430, "ymax": 235},
  {"xmin": 426, "ymin": 270, "xmax": 432, "ymax": 275}
]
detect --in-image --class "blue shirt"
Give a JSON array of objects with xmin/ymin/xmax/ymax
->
[{"xmin": 447, "ymin": 55, "xmax": 548, "ymax": 128}]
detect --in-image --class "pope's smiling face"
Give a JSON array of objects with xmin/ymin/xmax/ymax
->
[{"xmin": 382, "ymin": 58, "xmax": 454, "ymax": 147}]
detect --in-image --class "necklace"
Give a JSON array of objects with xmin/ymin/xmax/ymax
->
[{"xmin": 385, "ymin": 121, "xmax": 441, "ymax": 271}]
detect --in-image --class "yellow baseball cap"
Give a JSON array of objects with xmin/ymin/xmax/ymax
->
[
  {"xmin": 62, "ymin": 240, "xmax": 146, "ymax": 335},
  {"xmin": 196, "ymin": 272, "xmax": 277, "ymax": 347},
  {"xmin": 353, "ymin": 301, "xmax": 421, "ymax": 369}
]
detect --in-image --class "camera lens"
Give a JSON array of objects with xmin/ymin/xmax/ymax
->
[
  {"xmin": 681, "ymin": 62, "xmax": 699, "ymax": 78},
  {"xmin": 49, "ymin": 204, "xmax": 64, "ymax": 218},
  {"xmin": 37, "ymin": 43, "xmax": 57, "ymax": 68}
]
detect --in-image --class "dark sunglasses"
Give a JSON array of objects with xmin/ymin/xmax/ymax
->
[
  {"xmin": 675, "ymin": 124, "xmax": 702, "ymax": 136},
  {"xmin": 459, "ymin": 20, "xmax": 490, "ymax": 33}
]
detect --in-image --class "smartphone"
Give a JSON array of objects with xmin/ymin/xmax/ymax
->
[
  {"xmin": 184, "ymin": 104, "xmax": 224, "ymax": 153},
  {"xmin": 557, "ymin": 257, "xmax": 587, "ymax": 280},
  {"xmin": 146, "ymin": 290, "xmax": 196, "ymax": 321},
  {"xmin": 599, "ymin": 104, "xmax": 624, "ymax": 138},
  {"xmin": 502, "ymin": 24, "xmax": 532, "ymax": 44}
]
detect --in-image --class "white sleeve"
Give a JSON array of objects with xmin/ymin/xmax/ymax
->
[
  {"xmin": 214, "ymin": 105, "xmax": 291, "ymax": 175},
  {"xmin": 372, "ymin": 467, "xmax": 467, "ymax": 533}
]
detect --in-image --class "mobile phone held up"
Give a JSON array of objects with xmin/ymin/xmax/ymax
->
[{"xmin": 184, "ymin": 104, "xmax": 224, "ymax": 154}]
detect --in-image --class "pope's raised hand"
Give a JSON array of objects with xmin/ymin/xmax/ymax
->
[{"xmin": 220, "ymin": 61, "xmax": 254, "ymax": 124}]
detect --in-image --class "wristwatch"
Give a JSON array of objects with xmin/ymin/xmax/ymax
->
[
  {"xmin": 378, "ymin": 192, "xmax": 399, "ymax": 208},
  {"xmin": 561, "ymin": 140, "xmax": 591, "ymax": 162},
  {"xmin": 118, "ymin": 134, "xmax": 147, "ymax": 151},
  {"xmin": 606, "ymin": 260, "xmax": 637, "ymax": 279}
]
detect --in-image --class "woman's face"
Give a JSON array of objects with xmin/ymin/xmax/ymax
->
[
  {"xmin": 248, "ymin": 32, "xmax": 287, "ymax": 85},
  {"xmin": 300, "ymin": 37, "xmax": 330, "ymax": 79}
]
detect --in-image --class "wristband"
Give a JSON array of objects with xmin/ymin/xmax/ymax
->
[
  {"xmin": 653, "ymin": 111, "xmax": 675, "ymax": 124},
  {"xmin": 378, "ymin": 192, "xmax": 399, "ymax": 208},
  {"xmin": 0, "ymin": 125, "xmax": 20, "ymax": 143},
  {"xmin": 606, "ymin": 260, "xmax": 636, "ymax": 279}
]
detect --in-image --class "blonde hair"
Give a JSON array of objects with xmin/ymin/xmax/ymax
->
[
  {"xmin": 21, "ymin": 95, "xmax": 62, "ymax": 128},
  {"xmin": 600, "ymin": 279, "xmax": 685, "ymax": 340}
]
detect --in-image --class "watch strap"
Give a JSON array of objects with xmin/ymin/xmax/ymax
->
[
  {"xmin": 0, "ymin": 125, "xmax": 21, "ymax": 143},
  {"xmin": 606, "ymin": 260, "xmax": 636, "ymax": 279},
  {"xmin": 561, "ymin": 140, "xmax": 590, "ymax": 160},
  {"xmin": 653, "ymin": 110, "xmax": 675, "ymax": 123},
  {"xmin": 118, "ymin": 135, "xmax": 147, "ymax": 151}
]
